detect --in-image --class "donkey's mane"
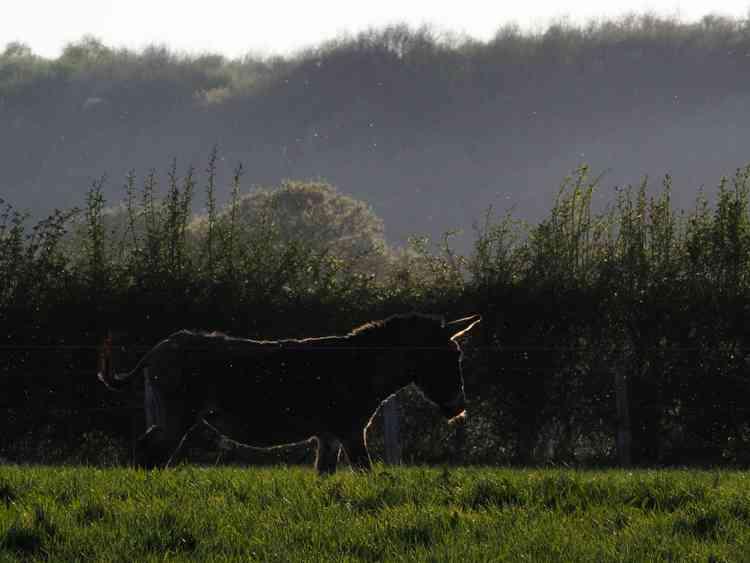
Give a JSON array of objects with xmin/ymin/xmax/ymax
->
[
  {"xmin": 347, "ymin": 312, "xmax": 444, "ymax": 338},
  {"xmin": 176, "ymin": 312, "xmax": 444, "ymax": 346}
]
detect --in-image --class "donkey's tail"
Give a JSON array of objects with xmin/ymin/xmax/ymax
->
[{"xmin": 97, "ymin": 334, "xmax": 147, "ymax": 392}]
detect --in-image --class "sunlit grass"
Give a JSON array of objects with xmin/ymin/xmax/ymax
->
[{"xmin": 0, "ymin": 465, "xmax": 747, "ymax": 561}]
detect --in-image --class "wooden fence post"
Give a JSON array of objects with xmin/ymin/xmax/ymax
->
[
  {"xmin": 131, "ymin": 410, "xmax": 139, "ymax": 466},
  {"xmin": 614, "ymin": 362, "xmax": 632, "ymax": 467}
]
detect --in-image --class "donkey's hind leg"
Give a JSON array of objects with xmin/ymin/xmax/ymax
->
[
  {"xmin": 135, "ymin": 425, "xmax": 171, "ymax": 468},
  {"xmin": 341, "ymin": 429, "xmax": 372, "ymax": 472},
  {"xmin": 314, "ymin": 434, "xmax": 341, "ymax": 475},
  {"xmin": 135, "ymin": 422, "xmax": 197, "ymax": 468},
  {"xmin": 135, "ymin": 378, "xmax": 193, "ymax": 468}
]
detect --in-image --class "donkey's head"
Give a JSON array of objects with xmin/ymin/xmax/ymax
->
[{"xmin": 407, "ymin": 314, "xmax": 481, "ymax": 421}]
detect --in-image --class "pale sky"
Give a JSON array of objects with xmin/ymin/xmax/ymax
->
[{"xmin": 2, "ymin": 0, "xmax": 750, "ymax": 59}]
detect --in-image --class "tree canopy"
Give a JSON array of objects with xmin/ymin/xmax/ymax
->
[{"xmin": 220, "ymin": 180, "xmax": 392, "ymax": 277}]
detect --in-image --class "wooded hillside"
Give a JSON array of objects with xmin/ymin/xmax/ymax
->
[{"xmin": 3, "ymin": 15, "xmax": 750, "ymax": 251}]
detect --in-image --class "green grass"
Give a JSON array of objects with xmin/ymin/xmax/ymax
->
[{"xmin": 0, "ymin": 466, "xmax": 748, "ymax": 561}]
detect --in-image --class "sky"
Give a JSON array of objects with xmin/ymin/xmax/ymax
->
[{"xmin": 2, "ymin": 0, "xmax": 750, "ymax": 60}]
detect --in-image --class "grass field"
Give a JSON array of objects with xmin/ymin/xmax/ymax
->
[{"xmin": 0, "ymin": 465, "xmax": 748, "ymax": 562}]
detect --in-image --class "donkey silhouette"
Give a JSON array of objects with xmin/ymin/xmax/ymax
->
[{"xmin": 98, "ymin": 312, "xmax": 481, "ymax": 473}]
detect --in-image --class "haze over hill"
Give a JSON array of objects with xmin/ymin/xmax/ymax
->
[{"xmin": 2, "ymin": 15, "xmax": 750, "ymax": 252}]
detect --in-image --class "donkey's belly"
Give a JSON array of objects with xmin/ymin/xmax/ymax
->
[{"xmin": 204, "ymin": 408, "xmax": 322, "ymax": 448}]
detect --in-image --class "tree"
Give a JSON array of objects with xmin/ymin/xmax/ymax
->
[
  {"xmin": 211, "ymin": 180, "xmax": 394, "ymax": 278},
  {"xmin": 2, "ymin": 42, "xmax": 33, "ymax": 59}
]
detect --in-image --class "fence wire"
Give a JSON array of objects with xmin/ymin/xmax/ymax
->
[{"xmin": 0, "ymin": 344, "xmax": 745, "ymax": 352}]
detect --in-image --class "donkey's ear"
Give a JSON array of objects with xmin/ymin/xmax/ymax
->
[{"xmin": 446, "ymin": 314, "xmax": 482, "ymax": 341}]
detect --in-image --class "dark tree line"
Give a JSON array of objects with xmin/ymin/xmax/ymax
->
[{"xmin": 2, "ymin": 158, "xmax": 750, "ymax": 466}]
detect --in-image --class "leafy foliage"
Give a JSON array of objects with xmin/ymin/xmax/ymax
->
[
  {"xmin": 6, "ymin": 14, "xmax": 750, "ymax": 244},
  {"xmin": 3, "ymin": 155, "xmax": 750, "ymax": 466}
]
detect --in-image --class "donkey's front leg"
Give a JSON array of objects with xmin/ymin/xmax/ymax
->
[
  {"xmin": 341, "ymin": 430, "xmax": 372, "ymax": 472},
  {"xmin": 314, "ymin": 434, "xmax": 341, "ymax": 475}
]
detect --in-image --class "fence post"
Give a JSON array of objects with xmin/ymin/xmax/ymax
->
[
  {"xmin": 614, "ymin": 363, "xmax": 632, "ymax": 467},
  {"xmin": 131, "ymin": 410, "xmax": 139, "ymax": 466},
  {"xmin": 382, "ymin": 396, "xmax": 402, "ymax": 465}
]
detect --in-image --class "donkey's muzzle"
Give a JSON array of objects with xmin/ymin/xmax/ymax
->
[{"xmin": 440, "ymin": 393, "xmax": 466, "ymax": 421}]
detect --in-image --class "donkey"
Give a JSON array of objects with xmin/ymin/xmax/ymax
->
[{"xmin": 97, "ymin": 312, "xmax": 481, "ymax": 474}]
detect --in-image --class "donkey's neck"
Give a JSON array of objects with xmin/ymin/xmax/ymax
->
[{"xmin": 367, "ymin": 349, "xmax": 413, "ymax": 407}]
